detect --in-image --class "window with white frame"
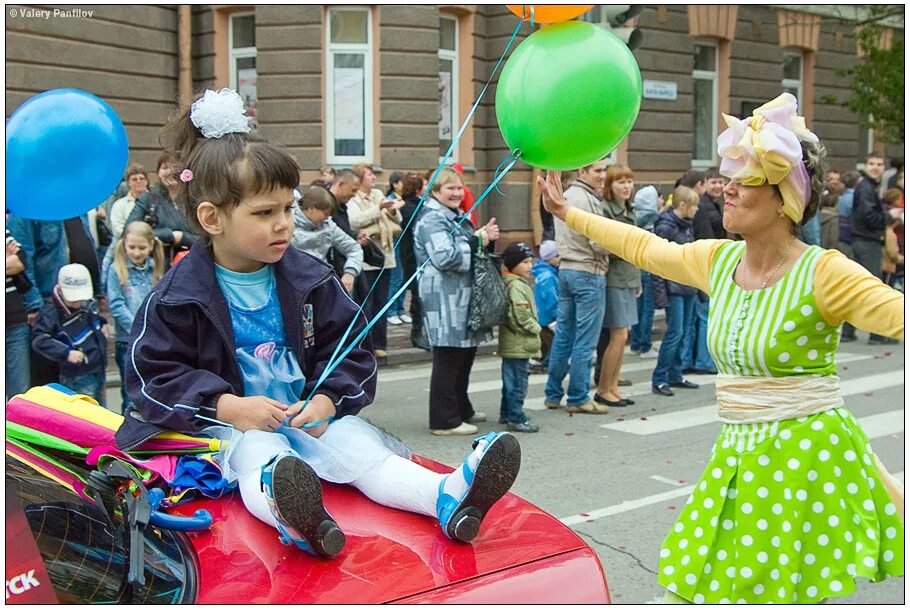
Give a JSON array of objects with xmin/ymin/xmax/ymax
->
[
  {"xmin": 326, "ymin": 7, "xmax": 372, "ymax": 163},
  {"xmin": 692, "ymin": 42, "xmax": 718, "ymax": 166},
  {"xmin": 782, "ymin": 52, "xmax": 802, "ymax": 108},
  {"xmin": 438, "ymin": 15, "xmax": 458, "ymax": 159},
  {"xmin": 229, "ymin": 13, "xmax": 257, "ymax": 127}
]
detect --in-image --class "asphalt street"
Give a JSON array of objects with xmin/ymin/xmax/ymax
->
[
  {"xmin": 357, "ymin": 339, "xmax": 906, "ymax": 605},
  {"xmin": 102, "ymin": 338, "xmax": 905, "ymax": 604}
]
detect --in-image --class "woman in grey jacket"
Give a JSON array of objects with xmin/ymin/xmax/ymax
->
[
  {"xmin": 414, "ymin": 168, "xmax": 500, "ymax": 435},
  {"xmin": 291, "ymin": 186, "xmax": 363, "ymax": 293}
]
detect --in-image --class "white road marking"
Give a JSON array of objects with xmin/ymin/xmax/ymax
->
[
  {"xmin": 561, "ymin": 485, "xmax": 697, "ymax": 526},
  {"xmin": 560, "ymin": 406, "xmax": 904, "ymax": 525},
  {"xmin": 650, "ymin": 475, "xmax": 686, "ymax": 487},
  {"xmin": 598, "ymin": 369, "xmax": 902, "ymax": 436},
  {"xmin": 378, "ymin": 341, "xmax": 668, "ymax": 384}
]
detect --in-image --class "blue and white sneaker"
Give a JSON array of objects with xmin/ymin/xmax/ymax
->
[
  {"xmin": 436, "ymin": 431, "xmax": 521, "ymax": 542},
  {"xmin": 261, "ymin": 453, "xmax": 346, "ymax": 558}
]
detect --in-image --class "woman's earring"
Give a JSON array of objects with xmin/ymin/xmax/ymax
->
[{"xmin": 778, "ymin": 207, "xmax": 786, "ymax": 218}]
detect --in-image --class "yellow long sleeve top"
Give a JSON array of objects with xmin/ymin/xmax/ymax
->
[{"xmin": 565, "ymin": 207, "xmax": 904, "ymax": 339}]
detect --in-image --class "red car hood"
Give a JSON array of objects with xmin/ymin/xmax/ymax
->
[{"xmin": 172, "ymin": 456, "xmax": 593, "ymax": 603}]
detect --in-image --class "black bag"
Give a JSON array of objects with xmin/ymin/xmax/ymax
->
[
  {"xmin": 467, "ymin": 251, "xmax": 509, "ymax": 332},
  {"xmin": 361, "ymin": 237, "xmax": 387, "ymax": 268},
  {"xmin": 95, "ymin": 215, "xmax": 113, "ymax": 247}
]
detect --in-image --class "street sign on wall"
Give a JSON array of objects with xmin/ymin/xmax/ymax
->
[{"xmin": 642, "ymin": 80, "xmax": 678, "ymax": 101}]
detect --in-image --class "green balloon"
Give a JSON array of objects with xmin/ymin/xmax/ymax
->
[{"xmin": 495, "ymin": 21, "xmax": 642, "ymax": 170}]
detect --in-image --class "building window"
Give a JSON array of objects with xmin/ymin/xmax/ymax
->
[
  {"xmin": 438, "ymin": 15, "xmax": 458, "ymax": 159},
  {"xmin": 229, "ymin": 12, "xmax": 257, "ymax": 127},
  {"xmin": 326, "ymin": 7, "xmax": 373, "ymax": 164},
  {"xmin": 782, "ymin": 52, "xmax": 802, "ymax": 108},
  {"xmin": 692, "ymin": 42, "xmax": 718, "ymax": 166}
]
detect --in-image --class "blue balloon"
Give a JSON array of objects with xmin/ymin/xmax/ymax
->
[{"xmin": 6, "ymin": 89, "xmax": 128, "ymax": 220}]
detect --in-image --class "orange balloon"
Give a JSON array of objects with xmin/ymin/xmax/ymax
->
[{"xmin": 506, "ymin": 5, "xmax": 594, "ymax": 24}]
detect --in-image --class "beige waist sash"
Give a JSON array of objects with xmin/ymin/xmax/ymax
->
[
  {"xmin": 715, "ymin": 374, "xmax": 843, "ymax": 424},
  {"xmin": 716, "ymin": 374, "xmax": 903, "ymax": 522}
]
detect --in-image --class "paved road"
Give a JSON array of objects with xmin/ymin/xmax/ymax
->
[
  {"xmin": 103, "ymin": 338, "xmax": 904, "ymax": 603},
  {"xmin": 356, "ymin": 340, "xmax": 905, "ymax": 604}
]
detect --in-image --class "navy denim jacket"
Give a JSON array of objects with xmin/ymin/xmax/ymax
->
[{"xmin": 115, "ymin": 241, "xmax": 377, "ymax": 450}]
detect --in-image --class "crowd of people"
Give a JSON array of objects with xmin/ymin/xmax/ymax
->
[
  {"xmin": 5, "ymin": 142, "xmax": 904, "ymax": 436},
  {"xmin": 532, "ymin": 152, "xmax": 905, "ymax": 416},
  {"xmin": 4, "ymin": 86, "xmax": 903, "ymax": 601}
]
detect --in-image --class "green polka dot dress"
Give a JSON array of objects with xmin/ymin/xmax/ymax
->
[{"xmin": 657, "ymin": 243, "xmax": 904, "ymax": 603}]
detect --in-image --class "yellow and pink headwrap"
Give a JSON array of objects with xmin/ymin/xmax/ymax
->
[{"xmin": 716, "ymin": 93, "xmax": 819, "ymax": 224}]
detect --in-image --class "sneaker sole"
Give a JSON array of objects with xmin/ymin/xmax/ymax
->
[
  {"xmin": 273, "ymin": 457, "xmax": 346, "ymax": 558},
  {"xmin": 446, "ymin": 433, "xmax": 521, "ymax": 542}
]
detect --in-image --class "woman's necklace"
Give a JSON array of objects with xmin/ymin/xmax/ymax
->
[{"xmin": 742, "ymin": 238, "xmax": 797, "ymax": 290}]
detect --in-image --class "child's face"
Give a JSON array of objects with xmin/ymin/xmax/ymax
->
[
  {"xmin": 303, "ymin": 206, "xmax": 331, "ymax": 226},
  {"xmin": 512, "ymin": 257, "xmax": 534, "ymax": 278},
  {"xmin": 215, "ymin": 187, "xmax": 296, "ymax": 272},
  {"xmin": 546, "ymin": 255, "xmax": 561, "ymax": 268},
  {"xmin": 124, "ymin": 233, "xmax": 153, "ymax": 266}
]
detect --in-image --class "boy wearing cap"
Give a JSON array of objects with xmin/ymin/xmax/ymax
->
[
  {"xmin": 498, "ymin": 242, "xmax": 542, "ymax": 433},
  {"xmin": 531, "ymin": 240, "xmax": 560, "ymax": 373},
  {"xmin": 31, "ymin": 264, "xmax": 108, "ymax": 404}
]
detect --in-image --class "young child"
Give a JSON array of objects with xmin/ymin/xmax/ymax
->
[
  {"xmin": 106, "ymin": 221, "xmax": 164, "ymax": 411},
  {"xmin": 291, "ymin": 185, "xmax": 363, "ymax": 294},
  {"xmin": 32, "ymin": 263, "xmax": 108, "ymax": 404},
  {"xmin": 114, "ymin": 88, "xmax": 521, "ymax": 558},
  {"xmin": 498, "ymin": 242, "xmax": 542, "ymax": 433},
  {"xmin": 531, "ymin": 240, "xmax": 560, "ymax": 374}
]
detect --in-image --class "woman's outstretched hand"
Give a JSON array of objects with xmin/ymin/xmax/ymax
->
[{"xmin": 537, "ymin": 171, "xmax": 569, "ymax": 221}]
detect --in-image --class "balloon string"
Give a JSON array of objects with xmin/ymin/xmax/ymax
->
[
  {"xmin": 308, "ymin": 18, "xmax": 527, "ymax": 399},
  {"xmin": 300, "ymin": 153, "xmax": 519, "ymax": 410}
]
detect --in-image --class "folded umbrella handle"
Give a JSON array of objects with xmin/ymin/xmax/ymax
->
[{"xmin": 147, "ymin": 488, "xmax": 213, "ymax": 531}]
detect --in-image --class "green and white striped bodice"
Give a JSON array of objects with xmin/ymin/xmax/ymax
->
[{"xmin": 707, "ymin": 243, "xmax": 840, "ymax": 378}]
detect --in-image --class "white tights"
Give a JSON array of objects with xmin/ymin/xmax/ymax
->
[{"xmin": 231, "ymin": 428, "xmax": 444, "ymax": 529}]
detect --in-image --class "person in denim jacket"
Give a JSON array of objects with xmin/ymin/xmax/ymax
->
[{"xmin": 106, "ymin": 221, "xmax": 164, "ymax": 410}]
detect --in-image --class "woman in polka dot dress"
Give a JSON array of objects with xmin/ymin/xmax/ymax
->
[{"xmin": 537, "ymin": 93, "xmax": 904, "ymax": 604}]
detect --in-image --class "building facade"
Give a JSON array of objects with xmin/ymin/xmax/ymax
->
[{"xmin": 6, "ymin": 4, "xmax": 904, "ymax": 244}]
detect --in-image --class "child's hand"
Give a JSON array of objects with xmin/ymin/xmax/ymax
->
[
  {"xmin": 216, "ymin": 393, "xmax": 289, "ymax": 432},
  {"xmin": 341, "ymin": 272, "xmax": 355, "ymax": 293},
  {"xmin": 287, "ymin": 394, "xmax": 337, "ymax": 438},
  {"xmin": 67, "ymin": 350, "xmax": 85, "ymax": 364}
]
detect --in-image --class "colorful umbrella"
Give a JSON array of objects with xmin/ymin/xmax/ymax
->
[{"xmin": 7, "ymin": 385, "xmax": 222, "ymax": 455}]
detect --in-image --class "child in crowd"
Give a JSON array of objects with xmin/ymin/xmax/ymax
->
[
  {"xmin": 291, "ymin": 185, "xmax": 363, "ymax": 294},
  {"xmin": 32, "ymin": 264, "xmax": 108, "ymax": 404},
  {"xmin": 531, "ymin": 240, "xmax": 560, "ymax": 374},
  {"xmin": 115, "ymin": 88, "xmax": 521, "ymax": 558},
  {"xmin": 106, "ymin": 221, "xmax": 164, "ymax": 411},
  {"xmin": 498, "ymin": 242, "xmax": 542, "ymax": 433}
]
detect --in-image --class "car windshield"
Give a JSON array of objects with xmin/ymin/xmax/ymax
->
[{"xmin": 6, "ymin": 456, "xmax": 196, "ymax": 604}]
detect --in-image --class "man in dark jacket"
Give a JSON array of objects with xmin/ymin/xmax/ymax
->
[
  {"xmin": 693, "ymin": 167, "xmax": 725, "ymax": 240},
  {"xmin": 325, "ymin": 170, "xmax": 372, "ymax": 302},
  {"xmin": 850, "ymin": 153, "xmax": 890, "ymax": 344}
]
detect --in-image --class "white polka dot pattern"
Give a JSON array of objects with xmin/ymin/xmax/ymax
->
[{"xmin": 657, "ymin": 408, "xmax": 904, "ymax": 603}]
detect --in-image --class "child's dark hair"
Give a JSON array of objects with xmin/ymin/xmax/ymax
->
[{"xmin": 161, "ymin": 91, "xmax": 300, "ymax": 236}]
